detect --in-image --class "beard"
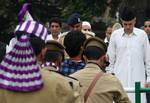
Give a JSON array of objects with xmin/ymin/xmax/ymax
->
[{"xmin": 124, "ymin": 29, "xmax": 133, "ymax": 34}]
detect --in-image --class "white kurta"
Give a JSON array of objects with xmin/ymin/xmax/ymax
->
[
  {"xmin": 6, "ymin": 37, "xmax": 18, "ymax": 53},
  {"xmin": 107, "ymin": 27, "xmax": 150, "ymax": 103},
  {"xmin": 46, "ymin": 33, "xmax": 61, "ymax": 42}
]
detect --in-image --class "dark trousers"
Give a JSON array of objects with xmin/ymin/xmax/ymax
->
[{"xmin": 146, "ymin": 92, "xmax": 150, "ymax": 103}]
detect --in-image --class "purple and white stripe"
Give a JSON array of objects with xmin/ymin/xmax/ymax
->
[
  {"xmin": 15, "ymin": 20, "xmax": 48, "ymax": 41},
  {"xmin": 41, "ymin": 61, "xmax": 59, "ymax": 71},
  {"xmin": 18, "ymin": 3, "xmax": 33, "ymax": 23},
  {"xmin": 0, "ymin": 35, "xmax": 43, "ymax": 92}
]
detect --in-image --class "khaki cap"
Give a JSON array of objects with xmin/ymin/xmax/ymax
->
[
  {"xmin": 83, "ymin": 37, "xmax": 107, "ymax": 52},
  {"xmin": 46, "ymin": 40, "xmax": 65, "ymax": 53}
]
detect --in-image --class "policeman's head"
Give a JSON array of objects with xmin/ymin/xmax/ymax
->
[
  {"xmin": 83, "ymin": 37, "xmax": 109, "ymax": 71},
  {"xmin": 67, "ymin": 13, "xmax": 82, "ymax": 31},
  {"xmin": 45, "ymin": 40, "xmax": 65, "ymax": 67}
]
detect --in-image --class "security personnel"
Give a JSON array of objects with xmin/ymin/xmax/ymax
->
[
  {"xmin": 42, "ymin": 40, "xmax": 65, "ymax": 71},
  {"xmin": 59, "ymin": 13, "xmax": 82, "ymax": 46},
  {"xmin": 0, "ymin": 21, "xmax": 82, "ymax": 103},
  {"xmin": 70, "ymin": 37, "xmax": 131, "ymax": 103},
  {"xmin": 42, "ymin": 40, "xmax": 83, "ymax": 103}
]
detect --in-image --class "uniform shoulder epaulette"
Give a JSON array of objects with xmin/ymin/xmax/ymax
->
[
  {"xmin": 66, "ymin": 75, "xmax": 82, "ymax": 89},
  {"xmin": 65, "ymin": 75, "xmax": 79, "ymax": 81},
  {"xmin": 53, "ymin": 70, "xmax": 79, "ymax": 81},
  {"xmin": 47, "ymin": 69, "xmax": 78, "ymax": 80},
  {"xmin": 48, "ymin": 69, "xmax": 65, "ymax": 75},
  {"xmin": 59, "ymin": 31, "xmax": 68, "ymax": 37}
]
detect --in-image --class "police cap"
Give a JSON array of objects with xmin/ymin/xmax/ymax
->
[
  {"xmin": 67, "ymin": 13, "xmax": 81, "ymax": 26},
  {"xmin": 83, "ymin": 37, "xmax": 107, "ymax": 52},
  {"xmin": 46, "ymin": 40, "xmax": 65, "ymax": 53}
]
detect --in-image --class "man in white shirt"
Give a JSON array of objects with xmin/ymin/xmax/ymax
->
[
  {"xmin": 104, "ymin": 24, "xmax": 113, "ymax": 44},
  {"xmin": 144, "ymin": 18, "xmax": 150, "ymax": 103},
  {"xmin": 46, "ymin": 17, "xmax": 62, "ymax": 42},
  {"xmin": 144, "ymin": 19, "xmax": 150, "ymax": 42},
  {"xmin": 107, "ymin": 7, "xmax": 150, "ymax": 103}
]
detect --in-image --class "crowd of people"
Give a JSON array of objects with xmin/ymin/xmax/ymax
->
[{"xmin": 0, "ymin": 3, "xmax": 150, "ymax": 103}]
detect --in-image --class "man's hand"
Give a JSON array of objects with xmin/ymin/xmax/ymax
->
[{"xmin": 145, "ymin": 82, "xmax": 150, "ymax": 87}]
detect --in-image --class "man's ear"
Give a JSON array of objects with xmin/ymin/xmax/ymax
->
[
  {"xmin": 36, "ymin": 48, "xmax": 47, "ymax": 64},
  {"xmin": 41, "ymin": 48, "xmax": 47, "ymax": 59},
  {"xmin": 100, "ymin": 55, "xmax": 106, "ymax": 61},
  {"xmin": 80, "ymin": 46, "xmax": 84, "ymax": 52},
  {"xmin": 97, "ymin": 54, "xmax": 107, "ymax": 65},
  {"xmin": 83, "ymin": 55, "xmax": 87, "ymax": 63}
]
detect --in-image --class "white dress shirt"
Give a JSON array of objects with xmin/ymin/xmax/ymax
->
[
  {"xmin": 107, "ymin": 27, "xmax": 150, "ymax": 103},
  {"xmin": 6, "ymin": 37, "xmax": 18, "ymax": 53},
  {"xmin": 46, "ymin": 33, "xmax": 61, "ymax": 42}
]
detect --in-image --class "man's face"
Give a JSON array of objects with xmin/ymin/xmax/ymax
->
[
  {"xmin": 82, "ymin": 25, "xmax": 91, "ymax": 32},
  {"xmin": 70, "ymin": 23, "xmax": 82, "ymax": 31},
  {"xmin": 122, "ymin": 18, "xmax": 136, "ymax": 34},
  {"xmin": 144, "ymin": 21, "xmax": 150, "ymax": 35},
  {"xmin": 50, "ymin": 22, "xmax": 61, "ymax": 36},
  {"xmin": 105, "ymin": 27, "xmax": 112, "ymax": 41}
]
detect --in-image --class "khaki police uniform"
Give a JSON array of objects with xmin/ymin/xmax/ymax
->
[
  {"xmin": 58, "ymin": 32, "xmax": 70, "ymax": 59},
  {"xmin": 44, "ymin": 65, "xmax": 83, "ymax": 102},
  {"xmin": 70, "ymin": 63, "xmax": 131, "ymax": 103},
  {"xmin": 70, "ymin": 37, "xmax": 131, "ymax": 103},
  {"xmin": 81, "ymin": 30, "xmax": 95, "ymax": 39},
  {"xmin": 58, "ymin": 32, "xmax": 68, "ymax": 46},
  {"xmin": 45, "ymin": 40, "xmax": 83, "ymax": 103},
  {"xmin": 0, "ymin": 69, "xmax": 82, "ymax": 103}
]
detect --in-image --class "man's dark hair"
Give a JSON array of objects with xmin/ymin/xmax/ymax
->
[
  {"xmin": 64, "ymin": 31, "xmax": 86, "ymax": 58},
  {"xmin": 84, "ymin": 46, "xmax": 105, "ymax": 60},
  {"xmin": 30, "ymin": 36, "xmax": 46, "ymax": 56},
  {"xmin": 44, "ymin": 51, "xmax": 63, "ymax": 62},
  {"xmin": 49, "ymin": 17, "xmax": 62, "ymax": 27},
  {"xmin": 119, "ymin": 6, "xmax": 135, "ymax": 21}
]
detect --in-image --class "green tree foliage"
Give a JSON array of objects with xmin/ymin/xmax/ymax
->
[
  {"xmin": 58, "ymin": 0, "xmax": 121, "ymax": 21},
  {"xmin": 0, "ymin": 0, "xmax": 19, "ymax": 43},
  {"xmin": 0, "ymin": 0, "xmax": 121, "ymax": 43}
]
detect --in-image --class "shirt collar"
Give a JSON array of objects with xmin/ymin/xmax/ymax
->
[
  {"xmin": 85, "ymin": 62, "xmax": 103, "ymax": 72},
  {"xmin": 41, "ymin": 61, "xmax": 59, "ymax": 71},
  {"xmin": 121, "ymin": 27, "xmax": 137, "ymax": 36}
]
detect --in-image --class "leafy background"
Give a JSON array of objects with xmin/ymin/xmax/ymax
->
[{"xmin": 0, "ymin": 0, "xmax": 149, "ymax": 43}]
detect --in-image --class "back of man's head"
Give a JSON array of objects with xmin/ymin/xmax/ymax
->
[{"xmin": 64, "ymin": 31, "xmax": 86, "ymax": 58}]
